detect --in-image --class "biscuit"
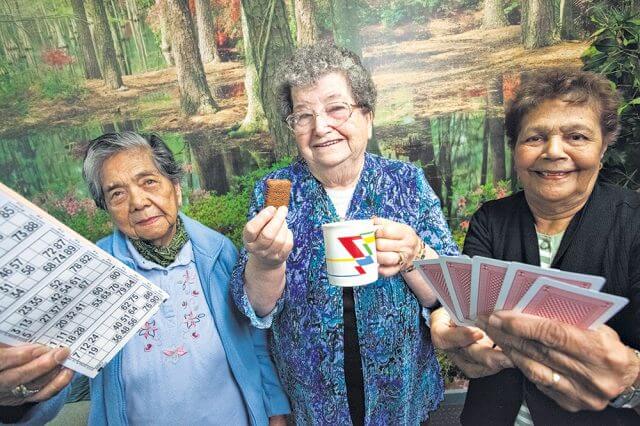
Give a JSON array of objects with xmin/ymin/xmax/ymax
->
[{"xmin": 265, "ymin": 179, "xmax": 291, "ymax": 208}]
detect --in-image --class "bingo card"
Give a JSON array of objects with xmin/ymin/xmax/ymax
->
[{"xmin": 0, "ymin": 182, "xmax": 169, "ymax": 378}]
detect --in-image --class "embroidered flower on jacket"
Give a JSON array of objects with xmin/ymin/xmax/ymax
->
[
  {"xmin": 184, "ymin": 311, "xmax": 205, "ymax": 329},
  {"xmin": 163, "ymin": 345, "xmax": 188, "ymax": 363},
  {"xmin": 138, "ymin": 320, "xmax": 158, "ymax": 339}
]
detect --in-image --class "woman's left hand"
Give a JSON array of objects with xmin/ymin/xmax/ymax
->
[
  {"xmin": 373, "ymin": 217, "xmax": 422, "ymax": 277},
  {"xmin": 478, "ymin": 310, "xmax": 640, "ymax": 412}
]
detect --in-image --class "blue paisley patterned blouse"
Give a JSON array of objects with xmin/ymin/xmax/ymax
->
[{"xmin": 230, "ymin": 153, "xmax": 459, "ymax": 425}]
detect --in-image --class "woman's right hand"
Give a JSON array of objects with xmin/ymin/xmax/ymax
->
[
  {"xmin": 430, "ymin": 308, "xmax": 514, "ymax": 378},
  {"xmin": 0, "ymin": 344, "xmax": 73, "ymax": 406},
  {"xmin": 243, "ymin": 206, "xmax": 294, "ymax": 269}
]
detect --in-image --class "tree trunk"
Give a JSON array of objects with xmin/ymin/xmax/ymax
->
[
  {"xmin": 560, "ymin": 0, "xmax": 579, "ymax": 40},
  {"xmin": 156, "ymin": 0, "xmax": 175, "ymax": 66},
  {"xmin": 237, "ymin": 5, "xmax": 267, "ymax": 133},
  {"xmin": 241, "ymin": 0, "xmax": 296, "ymax": 157},
  {"xmin": 330, "ymin": 0, "xmax": 362, "ymax": 57},
  {"xmin": 294, "ymin": 0, "xmax": 318, "ymax": 46},
  {"xmin": 107, "ymin": 0, "xmax": 131, "ymax": 75},
  {"xmin": 70, "ymin": 0, "xmax": 102, "ymax": 79},
  {"xmin": 480, "ymin": 114, "xmax": 489, "ymax": 185},
  {"xmin": 487, "ymin": 75, "xmax": 506, "ymax": 182},
  {"xmin": 165, "ymin": 0, "xmax": 219, "ymax": 115},
  {"xmin": 125, "ymin": 0, "xmax": 149, "ymax": 70},
  {"xmin": 87, "ymin": 0, "xmax": 124, "ymax": 89},
  {"xmin": 521, "ymin": 0, "xmax": 559, "ymax": 49},
  {"xmin": 194, "ymin": 0, "xmax": 221, "ymax": 63},
  {"xmin": 482, "ymin": 0, "xmax": 508, "ymax": 29}
]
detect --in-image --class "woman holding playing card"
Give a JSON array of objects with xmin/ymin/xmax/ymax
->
[{"xmin": 430, "ymin": 69, "xmax": 640, "ymax": 424}]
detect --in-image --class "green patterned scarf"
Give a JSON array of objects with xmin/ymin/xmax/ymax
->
[{"xmin": 129, "ymin": 216, "xmax": 188, "ymax": 267}]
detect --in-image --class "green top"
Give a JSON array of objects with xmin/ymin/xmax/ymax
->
[{"xmin": 536, "ymin": 229, "xmax": 565, "ymax": 268}]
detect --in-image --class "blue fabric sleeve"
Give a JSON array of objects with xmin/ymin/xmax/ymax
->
[
  {"xmin": 230, "ymin": 178, "xmax": 286, "ymax": 329},
  {"xmin": 250, "ymin": 327, "xmax": 291, "ymax": 417}
]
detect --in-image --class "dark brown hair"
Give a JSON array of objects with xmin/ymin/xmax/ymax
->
[{"xmin": 505, "ymin": 68, "xmax": 622, "ymax": 148}]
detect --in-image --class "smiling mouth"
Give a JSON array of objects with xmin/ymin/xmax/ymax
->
[
  {"xmin": 313, "ymin": 139, "xmax": 344, "ymax": 148},
  {"xmin": 533, "ymin": 170, "xmax": 575, "ymax": 178},
  {"xmin": 137, "ymin": 216, "xmax": 161, "ymax": 225}
]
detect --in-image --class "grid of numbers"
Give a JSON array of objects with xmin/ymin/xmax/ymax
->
[{"xmin": 0, "ymin": 192, "xmax": 168, "ymax": 377}]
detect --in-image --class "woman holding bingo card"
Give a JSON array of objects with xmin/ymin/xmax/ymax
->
[
  {"xmin": 430, "ymin": 69, "xmax": 640, "ymax": 424},
  {"xmin": 231, "ymin": 42, "xmax": 459, "ymax": 425},
  {"xmin": 0, "ymin": 132, "xmax": 289, "ymax": 425}
]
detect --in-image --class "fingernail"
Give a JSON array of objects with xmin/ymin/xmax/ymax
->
[{"xmin": 54, "ymin": 347, "xmax": 70, "ymax": 364}]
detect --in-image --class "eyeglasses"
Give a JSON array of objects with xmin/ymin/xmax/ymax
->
[{"xmin": 285, "ymin": 101, "xmax": 362, "ymax": 133}]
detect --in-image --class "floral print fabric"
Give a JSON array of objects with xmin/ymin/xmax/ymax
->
[{"xmin": 230, "ymin": 153, "xmax": 459, "ymax": 425}]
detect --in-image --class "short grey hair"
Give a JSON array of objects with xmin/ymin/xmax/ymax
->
[
  {"xmin": 83, "ymin": 131, "xmax": 183, "ymax": 209},
  {"xmin": 276, "ymin": 41, "xmax": 377, "ymax": 120}
]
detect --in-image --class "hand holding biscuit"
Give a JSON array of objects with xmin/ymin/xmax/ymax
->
[{"xmin": 243, "ymin": 206, "xmax": 294, "ymax": 269}]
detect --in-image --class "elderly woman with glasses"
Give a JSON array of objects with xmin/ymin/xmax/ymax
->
[
  {"xmin": 0, "ymin": 132, "xmax": 289, "ymax": 425},
  {"xmin": 230, "ymin": 43, "xmax": 459, "ymax": 425}
]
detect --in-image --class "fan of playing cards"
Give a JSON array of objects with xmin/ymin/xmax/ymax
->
[{"xmin": 414, "ymin": 256, "xmax": 629, "ymax": 330}]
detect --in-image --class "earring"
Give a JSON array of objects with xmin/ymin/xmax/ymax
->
[{"xmin": 599, "ymin": 162, "xmax": 603, "ymax": 170}]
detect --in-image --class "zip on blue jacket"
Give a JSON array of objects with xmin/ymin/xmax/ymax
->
[{"xmin": 13, "ymin": 214, "xmax": 290, "ymax": 425}]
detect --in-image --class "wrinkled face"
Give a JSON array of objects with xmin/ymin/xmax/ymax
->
[
  {"xmin": 514, "ymin": 98, "xmax": 607, "ymax": 206},
  {"xmin": 290, "ymin": 72, "xmax": 373, "ymax": 171},
  {"xmin": 101, "ymin": 149, "xmax": 182, "ymax": 247}
]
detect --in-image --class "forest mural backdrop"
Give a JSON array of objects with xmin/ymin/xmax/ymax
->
[{"xmin": 0, "ymin": 0, "xmax": 638, "ymax": 249}]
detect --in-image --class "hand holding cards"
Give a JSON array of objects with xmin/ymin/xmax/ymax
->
[{"xmin": 415, "ymin": 256, "xmax": 628, "ymax": 330}]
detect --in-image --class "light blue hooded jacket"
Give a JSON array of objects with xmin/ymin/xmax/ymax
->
[{"xmin": 13, "ymin": 214, "xmax": 290, "ymax": 425}]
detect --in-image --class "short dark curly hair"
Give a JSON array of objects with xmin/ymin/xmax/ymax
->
[
  {"xmin": 505, "ymin": 68, "xmax": 622, "ymax": 148},
  {"xmin": 275, "ymin": 41, "xmax": 377, "ymax": 121}
]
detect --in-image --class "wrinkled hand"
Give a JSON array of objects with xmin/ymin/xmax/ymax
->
[
  {"xmin": 0, "ymin": 343, "xmax": 73, "ymax": 406},
  {"xmin": 268, "ymin": 414, "xmax": 287, "ymax": 426},
  {"xmin": 479, "ymin": 311, "xmax": 640, "ymax": 412},
  {"xmin": 373, "ymin": 217, "xmax": 422, "ymax": 277},
  {"xmin": 430, "ymin": 308, "xmax": 514, "ymax": 378},
  {"xmin": 243, "ymin": 206, "xmax": 294, "ymax": 269}
]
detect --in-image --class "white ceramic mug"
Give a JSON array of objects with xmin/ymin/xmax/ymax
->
[{"xmin": 321, "ymin": 219, "xmax": 379, "ymax": 287}]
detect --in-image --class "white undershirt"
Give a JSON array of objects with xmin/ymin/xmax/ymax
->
[{"xmin": 325, "ymin": 186, "xmax": 356, "ymax": 219}]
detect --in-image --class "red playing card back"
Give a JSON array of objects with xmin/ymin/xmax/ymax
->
[
  {"xmin": 446, "ymin": 261, "xmax": 472, "ymax": 319},
  {"xmin": 521, "ymin": 285, "xmax": 614, "ymax": 329},
  {"xmin": 503, "ymin": 271, "xmax": 590, "ymax": 311},
  {"xmin": 420, "ymin": 263, "xmax": 456, "ymax": 313},
  {"xmin": 477, "ymin": 263, "xmax": 506, "ymax": 315}
]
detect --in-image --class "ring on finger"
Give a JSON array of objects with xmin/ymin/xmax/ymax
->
[
  {"xmin": 11, "ymin": 384, "xmax": 40, "ymax": 398},
  {"xmin": 551, "ymin": 370, "xmax": 562, "ymax": 386},
  {"xmin": 397, "ymin": 251, "xmax": 408, "ymax": 267}
]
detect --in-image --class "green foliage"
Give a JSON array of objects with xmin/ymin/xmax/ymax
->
[
  {"xmin": 184, "ymin": 157, "xmax": 293, "ymax": 248},
  {"xmin": 368, "ymin": 0, "xmax": 481, "ymax": 27},
  {"xmin": 0, "ymin": 61, "xmax": 32, "ymax": 116},
  {"xmin": 137, "ymin": 91, "xmax": 172, "ymax": 104},
  {"xmin": 451, "ymin": 180, "xmax": 512, "ymax": 249},
  {"xmin": 38, "ymin": 69, "xmax": 86, "ymax": 101},
  {"xmin": 582, "ymin": 2, "xmax": 640, "ymax": 188},
  {"xmin": 35, "ymin": 192, "xmax": 113, "ymax": 243}
]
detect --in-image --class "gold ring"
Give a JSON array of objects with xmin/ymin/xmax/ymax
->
[
  {"xmin": 11, "ymin": 384, "xmax": 40, "ymax": 398},
  {"xmin": 397, "ymin": 251, "xmax": 407, "ymax": 267}
]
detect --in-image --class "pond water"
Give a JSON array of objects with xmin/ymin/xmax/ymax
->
[{"xmin": 0, "ymin": 110, "xmax": 517, "ymax": 227}]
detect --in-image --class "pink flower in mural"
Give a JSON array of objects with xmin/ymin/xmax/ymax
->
[
  {"xmin": 184, "ymin": 311, "xmax": 205, "ymax": 329},
  {"xmin": 183, "ymin": 163, "xmax": 193, "ymax": 173},
  {"xmin": 138, "ymin": 320, "xmax": 158, "ymax": 339},
  {"xmin": 41, "ymin": 48, "xmax": 74, "ymax": 68},
  {"xmin": 496, "ymin": 188, "xmax": 508, "ymax": 199},
  {"xmin": 457, "ymin": 197, "xmax": 467, "ymax": 209},
  {"xmin": 460, "ymin": 220, "xmax": 470, "ymax": 231}
]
